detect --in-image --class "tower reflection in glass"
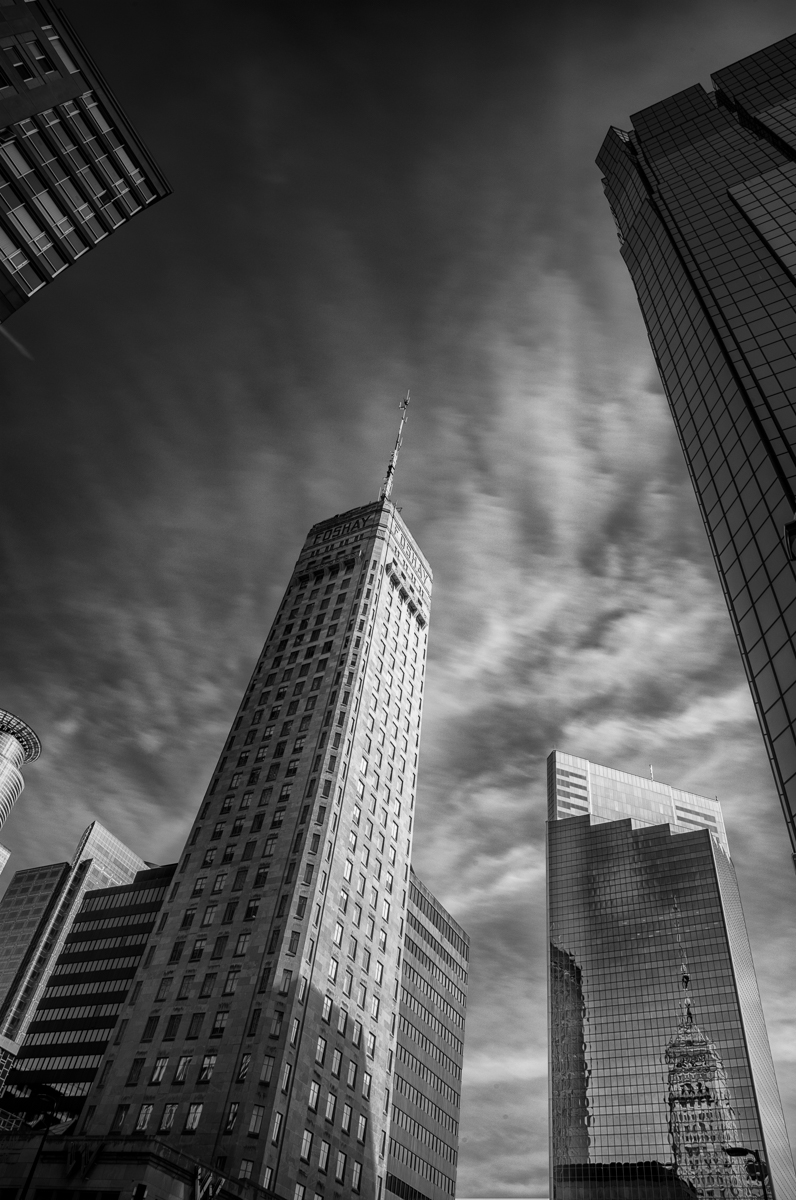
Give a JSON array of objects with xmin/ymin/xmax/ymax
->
[{"xmin": 547, "ymin": 751, "xmax": 796, "ymax": 1200}]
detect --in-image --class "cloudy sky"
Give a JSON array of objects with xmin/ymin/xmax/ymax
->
[{"xmin": 3, "ymin": 1, "xmax": 796, "ymax": 1195}]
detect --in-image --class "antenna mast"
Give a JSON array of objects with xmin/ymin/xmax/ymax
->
[{"xmin": 379, "ymin": 390, "xmax": 410, "ymax": 501}]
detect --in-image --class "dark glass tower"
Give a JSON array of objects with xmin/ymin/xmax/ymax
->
[
  {"xmin": 597, "ymin": 33, "xmax": 796, "ymax": 861},
  {"xmin": 0, "ymin": 0, "xmax": 169, "ymax": 319},
  {"xmin": 547, "ymin": 751, "xmax": 796, "ymax": 1200}
]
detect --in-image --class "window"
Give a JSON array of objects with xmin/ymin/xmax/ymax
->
[
  {"xmin": 222, "ymin": 901, "xmax": 238, "ymax": 923},
  {"xmin": 279, "ymin": 968, "xmax": 292, "ymax": 995},
  {"xmin": 111, "ymin": 1104, "xmax": 129, "ymax": 1132},
  {"xmin": 156, "ymin": 976, "xmax": 173, "ymax": 1002},
  {"xmin": 126, "ymin": 1058, "xmax": 144, "ymax": 1086},
  {"xmin": 159, "ymin": 1102, "xmax": 178, "ymax": 1133},
  {"xmin": 353, "ymin": 1021, "xmax": 362, "ymax": 1048},
  {"xmin": 347, "ymin": 1060, "xmax": 358, "ymax": 1088},
  {"xmin": 186, "ymin": 1013, "xmax": 204, "ymax": 1039},
  {"xmin": 334, "ymin": 921, "xmax": 344, "ymax": 947},
  {"xmin": 260, "ymin": 1055, "xmax": 274, "ymax": 1084},
  {"xmin": 353, "ymin": 904, "xmax": 362, "ymax": 928},
  {"xmin": 289, "ymin": 929, "xmax": 300, "ymax": 953},
  {"xmin": 281, "ymin": 1062, "xmax": 292, "ymax": 1094},
  {"xmin": 212, "ymin": 872, "xmax": 227, "ymax": 893},
  {"xmin": 184, "ymin": 1103, "xmax": 203, "ymax": 1132},
  {"xmin": 270, "ymin": 1011, "xmax": 283, "ymax": 1038},
  {"xmin": 290, "ymin": 1017, "xmax": 300, "ymax": 1046},
  {"xmin": 232, "ymin": 868, "xmax": 247, "ymax": 890},
  {"xmin": 362, "ymin": 1071, "xmax": 371, "ymax": 1100},
  {"xmin": 202, "ymin": 848, "xmax": 216, "ymax": 867},
  {"xmin": 366, "ymin": 1031, "xmax": 376, "ymax": 1058},
  {"xmin": 357, "ymin": 983, "xmax": 367, "ymax": 1008},
  {"xmin": 211, "ymin": 1011, "xmax": 228, "ymax": 1037},
  {"xmin": 150, "ymin": 1056, "xmax": 168, "ymax": 1085},
  {"xmin": 142, "ymin": 1015, "xmax": 158, "ymax": 1042},
  {"xmin": 190, "ymin": 937, "xmax": 206, "ymax": 962},
  {"xmin": 325, "ymin": 1091, "xmax": 336, "ymax": 1121},
  {"xmin": 223, "ymin": 967, "xmax": 241, "ymax": 995},
  {"xmin": 177, "ymin": 975, "xmax": 194, "ymax": 1000},
  {"xmin": 378, "ymin": 928, "xmax": 387, "ymax": 953},
  {"xmin": 375, "ymin": 960, "xmax": 383, "ymax": 985},
  {"xmin": 248, "ymin": 1008, "xmax": 261, "ymax": 1036},
  {"xmin": 296, "ymin": 896, "xmax": 307, "ymax": 918},
  {"xmin": 315, "ymin": 1036, "xmax": 327, "ymax": 1065},
  {"xmin": 174, "ymin": 1055, "xmax": 192, "ymax": 1083},
  {"xmin": 198, "ymin": 1053, "xmax": 217, "ymax": 1083},
  {"xmin": 371, "ymin": 996, "xmax": 380, "ymax": 1020},
  {"xmin": 264, "ymin": 836, "xmax": 277, "ymax": 857},
  {"xmin": 239, "ymin": 1161, "xmax": 254, "ymax": 1182},
  {"xmin": 211, "ymin": 935, "xmax": 227, "ymax": 958},
  {"xmin": 237, "ymin": 1053, "xmax": 251, "ymax": 1081},
  {"xmin": 342, "ymin": 1103, "xmax": 352, "ymax": 1134},
  {"xmin": 224, "ymin": 1102, "xmax": 239, "ymax": 1133},
  {"xmin": 331, "ymin": 1048, "xmax": 342, "ymax": 1077},
  {"xmin": 272, "ymin": 1111, "xmax": 283, "ymax": 1144},
  {"xmin": 308, "ymin": 1080, "xmax": 320, "ymax": 1111},
  {"xmin": 322, "ymin": 994, "xmax": 333, "ymax": 1023},
  {"xmin": 335, "ymin": 1151, "xmax": 347, "ymax": 1184},
  {"xmin": 343, "ymin": 970, "xmax": 353, "ymax": 997},
  {"xmin": 199, "ymin": 973, "xmax": 216, "ymax": 998},
  {"xmin": 382, "ymin": 899, "xmax": 391, "ymax": 921},
  {"xmin": 300, "ymin": 1129, "xmax": 313, "ymax": 1162},
  {"xmin": 352, "ymin": 1161, "xmax": 362, "ymax": 1193},
  {"xmin": 249, "ymin": 1105, "xmax": 264, "ymax": 1135},
  {"xmin": 328, "ymin": 958, "xmax": 339, "ymax": 984},
  {"xmin": 319, "ymin": 1140, "xmax": 330, "ymax": 1173},
  {"xmin": 169, "ymin": 942, "xmax": 185, "ymax": 964},
  {"xmin": 254, "ymin": 865, "xmax": 268, "ymax": 888}
]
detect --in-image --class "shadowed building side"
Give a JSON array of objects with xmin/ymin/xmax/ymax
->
[{"xmin": 597, "ymin": 32, "xmax": 796, "ymax": 864}]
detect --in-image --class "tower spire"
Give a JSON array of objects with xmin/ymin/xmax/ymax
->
[{"xmin": 379, "ymin": 390, "xmax": 410, "ymax": 501}]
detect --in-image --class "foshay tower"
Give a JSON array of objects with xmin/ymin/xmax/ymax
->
[{"xmin": 82, "ymin": 402, "xmax": 468, "ymax": 1200}]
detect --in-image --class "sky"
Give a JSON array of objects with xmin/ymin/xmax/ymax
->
[{"xmin": 2, "ymin": 1, "xmax": 796, "ymax": 1195}]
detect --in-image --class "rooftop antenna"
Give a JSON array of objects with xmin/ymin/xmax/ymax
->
[
  {"xmin": 650, "ymin": 764, "xmax": 654, "ymax": 781},
  {"xmin": 379, "ymin": 390, "xmax": 410, "ymax": 501}
]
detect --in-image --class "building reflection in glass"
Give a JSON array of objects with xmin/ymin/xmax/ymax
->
[{"xmin": 547, "ymin": 751, "xmax": 796, "ymax": 1200}]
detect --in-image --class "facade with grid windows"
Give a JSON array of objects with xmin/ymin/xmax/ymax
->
[
  {"xmin": 0, "ymin": 862, "xmax": 175, "ymax": 1125},
  {"xmin": 598, "ymin": 32, "xmax": 796, "ymax": 865},
  {"xmin": 386, "ymin": 869, "xmax": 468, "ymax": 1200},
  {"xmin": 0, "ymin": 0, "xmax": 169, "ymax": 320},
  {"xmin": 547, "ymin": 751, "xmax": 796, "ymax": 1200},
  {"xmin": 0, "ymin": 821, "xmax": 146, "ymax": 1048},
  {"xmin": 44, "ymin": 497, "xmax": 469, "ymax": 1200}
]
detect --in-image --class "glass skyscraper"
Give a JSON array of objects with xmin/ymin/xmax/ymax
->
[
  {"xmin": 548, "ymin": 750, "xmax": 796, "ymax": 1200},
  {"xmin": 597, "ymin": 33, "xmax": 796, "ymax": 861}
]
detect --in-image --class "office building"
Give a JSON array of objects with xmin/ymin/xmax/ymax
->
[
  {"xmin": 387, "ymin": 868, "xmax": 468, "ymax": 1200},
  {"xmin": 0, "ymin": 861, "xmax": 175, "ymax": 1125},
  {"xmin": 52, "ymin": 494, "xmax": 468, "ymax": 1200},
  {"xmin": 0, "ymin": 707, "xmax": 40, "ymax": 879},
  {"xmin": 597, "ymin": 33, "xmax": 796, "ymax": 861},
  {"xmin": 0, "ymin": 820, "xmax": 146, "ymax": 1046},
  {"xmin": 547, "ymin": 750, "xmax": 796, "ymax": 1200},
  {"xmin": 0, "ymin": 0, "xmax": 169, "ymax": 320}
]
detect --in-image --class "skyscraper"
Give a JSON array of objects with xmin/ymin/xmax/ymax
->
[
  {"xmin": 597, "ymin": 33, "xmax": 796, "ymax": 861},
  {"xmin": 56, "ymin": 493, "xmax": 467, "ymax": 1200},
  {"xmin": 0, "ymin": 0, "xmax": 169, "ymax": 319},
  {"xmin": 0, "ymin": 821, "xmax": 147, "ymax": 1046},
  {"xmin": 0, "ymin": 861, "xmax": 175, "ymax": 1127},
  {"xmin": 547, "ymin": 750, "xmax": 796, "ymax": 1200}
]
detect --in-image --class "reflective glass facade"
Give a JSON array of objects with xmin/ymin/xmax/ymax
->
[
  {"xmin": 547, "ymin": 751, "xmax": 796, "ymax": 1200},
  {"xmin": 597, "ymin": 33, "xmax": 796, "ymax": 859}
]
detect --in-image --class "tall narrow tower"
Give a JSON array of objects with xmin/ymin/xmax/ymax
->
[
  {"xmin": 597, "ymin": 33, "xmax": 796, "ymax": 862},
  {"xmin": 85, "ymin": 495, "xmax": 441, "ymax": 1198}
]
